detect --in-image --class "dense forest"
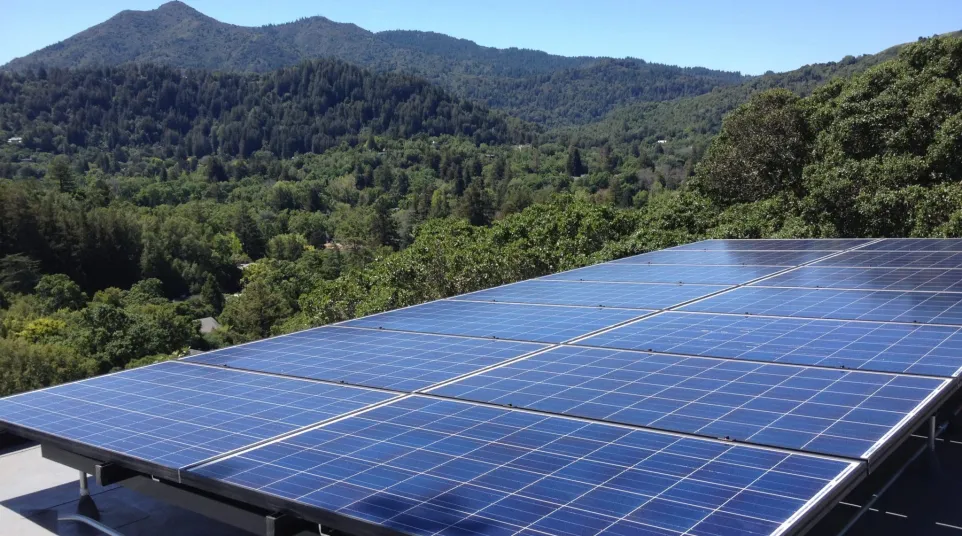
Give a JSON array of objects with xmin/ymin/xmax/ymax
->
[
  {"xmin": 0, "ymin": 60, "xmax": 529, "ymax": 163},
  {"xmin": 0, "ymin": 28, "xmax": 960, "ymax": 397},
  {"xmin": 2, "ymin": 2, "xmax": 748, "ymax": 126}
]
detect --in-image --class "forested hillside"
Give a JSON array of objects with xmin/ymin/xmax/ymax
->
[
  {"xmin": 1, "ymin": 29, "xmax": 960, "ymax": 398},
  {"xmin": 2, "ymin": 1, "xmax": 747, "ymax": 126},
  {"xmin": 0, "ymin": 60, "xmax": 528, "ymax": 164}
]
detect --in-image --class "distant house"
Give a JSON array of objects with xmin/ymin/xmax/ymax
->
[
  {"xmin": 656, "ymin": 140, "xmax": 667, "ymax": 144},
  {"xmin": 7, "ymin": 137, "xmax": 23, "ymax": 144},
  {"xmin": 197, "ymin": 317, "xmax": 222, "ymax": 334}
]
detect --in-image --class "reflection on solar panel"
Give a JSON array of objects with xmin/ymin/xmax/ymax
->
[
  {"xmin": 614, "ymin": 250, "xmax": 832, "ymax": 266},
  {"xmin": 582, "ymin": 312, "xmax": 962, "ymax": 377},
  {"xmin": 432, "ymin": 346, "xmax": 947, "ymax": 459},
  {"xmin": 670, "ymin": 239, "xmax": 871, "ymax": 251},
  {"xmin": 0, "ymin": 362, "xmax": 396, "ymax": 468},
  {"xmin": 193, "ymin": 396, "xmax": 860, "ymax": 536},
  {"xmin": 185, "ymin": 327, "xmax": 547, "ymax": 392},
  {"xmin": 862, "ymin": 238, "xmax": 962, "ymax": 252},
  {"xmin": 759, "ymin": 266, "xmax": 962, "ymax": 293},
  {"xmin": 452, "ymin": 280, "xmax": 725, "ymax": 309},
  {"xmin": 543, "ymin": 263, "xmax": 784, "ymax": 285},
  {"xmin": 681, "ymin": 286, "xmax": 962, "ymax": 325},
  {"xmin": 814, "ymin": 251, "xmax": 962, "ymax": 269},
  {"xmin": 343, "ymin": 300, "xmax": 646, "ymax": 343}
]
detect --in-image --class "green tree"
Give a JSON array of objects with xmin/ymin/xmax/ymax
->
[
  {"xmin": 234, "ymin": 207, "xmax": 266, "ymax": 259},
  {"xmin": 34, "ymin": 274, "xmax": 86, "ymax": 313},
  {"xmin": 566, "ymin": 146, "xmax": 586, "ymax": 177},
  {"xmin": 0, "ymin": 254, "xmax": 41, "ymax": 294},
  {"xmin": 267, "ymin": 233, "xmax": 309, "ymax": 261},
  {"xmin": 459, "ymin": 180, "xmax": 494, "ymax": 226},
  {"xmin": 693, "ymin": 89, "xmax": 810, "ymax": 204},
  {"xmin": 47, "ymin": 156, "xmax": 75, "ymax": 194},
  {"xmin": 201, "ymin": 274, "xmax": 225, "ymax": 315}
]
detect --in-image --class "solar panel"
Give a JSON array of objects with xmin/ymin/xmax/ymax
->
[
  {"xmin": 190, "ymin": 396, "xmax": 861, "ymax": 536},
  {"xmin": 451, "ymin": 280, "xmax": 727, "ymax": 310},
  {"xmin": 184, "ymin": 327, "xmax": 546, "ymax": 392},
  {"xmin": 342, "ymin": 300, "xmax": 646, "ymax": 343},
  {"xmin": 680, "ymin": 286, "xmax": 962, "ymax": 325},
  {"xmin": 581, "ymin": 311, "xmax": 962, "ymax": 377},
  {"xmin": 670, "ymin": 239, "xmax": 871, "ymax": 251},
  {"xmin": 813, "ymin": 251, "xmax": 962, "ymax": 269},
  {"xmin": 861, "ymin": 238, "xmax": 962, "ymax": 252},
  {"xmin": 0, "ymin": 362, "xmax": 396, "ymax": 469},
  {"xmin": 758, "ymin": 266, "xmax": 962, "ymax": 293},
  {"xmin": 543, "ymin": 263, "xmax": 784, "ymax": 285},
  {"xmin": 614, "ymin": 250, "xmax": 832, "ymax": 267},
  {"xmin": 431, "ymin": 346, "xmax": 948, "ymax": 459}
]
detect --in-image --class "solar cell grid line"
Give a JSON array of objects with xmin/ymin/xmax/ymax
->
[
  {"xmin": 612, "ymin": 250, "xmax": 835, "ymax": 267},
  {"xmin": 428, "ymin": 345, "xmax": 950, "ymax": 460},
  {"xmin": 813, "ymin": 251, "xmax": 962, "ymax": 269},
  {"xmin": 678, "ymin": 286, "xmax": 962, "ymax": 326},
  {"xmin": 578, "ymin": 311, "xmax": 962, "ymax": 377},
  {"xmin": 754, "ymin": 266, "xmax": 962, "ymax": 293},
  {"xmin": 184, "ymin": 326, "xmax": 548, "ymax": 392},
  {"xmin": 558, "ymin": 239, "xmax": 885, "ymax": 348},
  {"xmin": 186, "ymin": 395, "xmax": 862, "ymax": 536},
  {"xmin": 541, "ymin": 263, "xmax": 786, "ymax": 285},
  {"xmin": 861, "ymin": 238, "xmax": 962, "ymax": 252},
  {"xmin": 669, "ymin": 239, "xmax": 872, "ymax": 252},
  {"xmin": 0, "ymin": 361, "xmax": 397, "ymax": 473},
  {"xmin": 341, "ymin": 300, "xmax": 649, "ymax": 344},
  {"xmin": 450, "ymin": 280, "xmax": 728, "ymax": 310}
]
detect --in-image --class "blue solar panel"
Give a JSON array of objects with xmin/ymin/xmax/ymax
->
[
  {"xmin": 671, "ymin": 239, "xmax": 871, "ymax": 251},
  {"xmin": 543, "ymin": 263, "xmax": 784, "ymax": 285},
  {"xmin": 814, "ymin": 251, "xmax": 962, "ymax": 269},
  {"xmin": 0, "ymin": 362, "xmax": 396, "ymax": 468},
  {"xmin": 431, "ymin": 346, "xmax": 948, "ymax": 459},
  {"xmin": 191, "ymin": 396, "xmax": 860, "ymax": 536},
  {"xmin": 582, "ymin": 312, "xmax": 962, "ymax": 377},
  {"xmin": 451, "ymin": 280, "xmax": 726, "ymax": 310},
  {"xmin": 759, "ymin": 266, "xmax": 962, "ymax": 293},
  {"xmin": 680, "ymin": 287, "xmax": 962, "ymax": 325},
  {"xmin": 861, "ymin": 239, "xmax": 962, "ymax": 252},
  {"xmin": 614, "ymin": 250, "xmax": 832, "ymax": 267},
  {"xmin": 343, "ymin": 300, "xmax": 646, "ymax": 343},
  {"xmin": 184, "ymin": 327, "xmax": 546, "ymax": 392}
]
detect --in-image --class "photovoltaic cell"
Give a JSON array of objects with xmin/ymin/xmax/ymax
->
[
  {"xmin": 184, "ymin": 327, "xmax": 546, "ymax": 392},
  {"xmin": 861, "ymin": 239, "xmax": 962, "ymax": 252},
  {"xmin": 813, "ymin": 251, "xmax": 962, "ymax": 269},
  {"xmin": 343, "ymin": 300, "xmax": 645, "ymax": 343},
  {"xmin": 432, "ymin": 346, "xmax": 947, "ymax": 459},
  {"xmin": 543, "ymin": 263, "xmax": 784, "ymax": 285},
  {"xmin": 680, "ymin": 287, "xmax": 962, "ymax": 325},
  {"xmin": 670, "ymin": 239, "xmax": 871, "ymax": 251},
  {"xmin": 758, "ymin": 266, "xmax": 962, "ymax": 293},
  {"xmin": 192, "ymin": 396, "xmax": 860, "ymax": 536},
  {"xmin": 452, "ymin": 280, "xmax": 726, "ymax": 310},
  {"xmin": 0, "ymin": 362, "xmax": 395, "ymax": 468},
  {"xmin": 582, "ymin": 312, "xmax": 962, "ymax": 377},
  {"xmin": 614, "ymin": 250, "xmax": 832, "ymax": 267}
]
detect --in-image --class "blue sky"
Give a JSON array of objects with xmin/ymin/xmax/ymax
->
[{"xmin": 1, "ymin": 0, "xmax": 959, "ymax": 74}]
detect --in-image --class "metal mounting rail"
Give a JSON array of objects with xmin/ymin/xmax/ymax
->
[{"xmin": 59, "ymin": 514, "xmax": 126, "ymax": 536}]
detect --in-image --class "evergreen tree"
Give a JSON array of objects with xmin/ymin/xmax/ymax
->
[
  {"xmin": 566, "ymin": 146, "xmax": 586, "ymax": 177},
  {"xmin": 460, "ymin": 180, "xmax": 493, "ymax": 226},
  {"xmin": 234, "ymin": 207, "xmax": 266, "ymax": 260},
  {"xmin": 201, "ymin": 274, "xmax": 225, "ymax": 315},
  {"xmin": 48, "ymin": 156, "xmax": 75, "ymax": 194}
]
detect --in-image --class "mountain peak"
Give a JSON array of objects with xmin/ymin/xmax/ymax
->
[{"xmin": 157, "ymin": 1, "xmax": 194, "ymax": 12}]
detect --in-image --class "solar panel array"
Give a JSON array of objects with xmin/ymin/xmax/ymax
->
[{"xmin": 2, "ymin": 237, "xmax": 961, "ymax": 536}]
